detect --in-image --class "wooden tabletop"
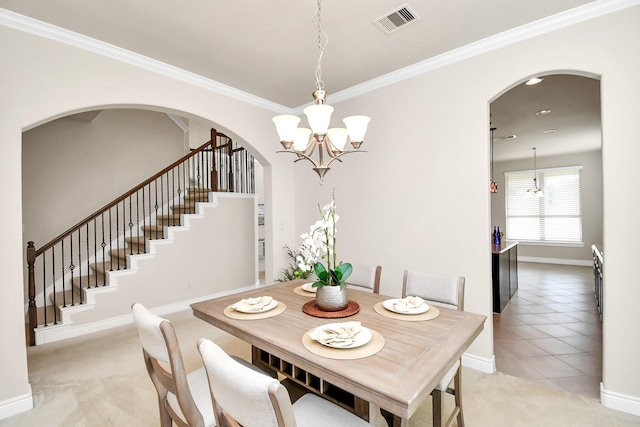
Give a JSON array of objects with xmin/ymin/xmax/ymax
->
[{"xmin": 191, "ymin": 280, "xmax": 486, "ymax": 421}]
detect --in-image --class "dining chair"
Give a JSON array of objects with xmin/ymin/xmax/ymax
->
[
  {"xmin": 132, "ymin": 303, "xmax": 264, "ymax": 427},
  {"xmin": 345, "ymin": 262, "xmax": 381, "ymax": 294},
  {"xmin": 132, "ymin": 302, "xmax": 214, "ymax": 427},
  {"xmin": 402, "ymin": 270, "xmax": 466, "ymax": 427},
  {"xmin": 197, "ymin": 338, "xmax": 374, "ymax": 427}
]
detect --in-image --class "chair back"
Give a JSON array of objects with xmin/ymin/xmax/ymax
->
[
  {"xmin": 198, "ymin": 338, "xmax": 296, "ymax": 427},
  {"xmin": 132, "ymin": 303, "xmax": 204, "ymax": 426},
  {"xmin": 346, "ymin": 263, "xmax": 381, "ymax": 294},
  {"xmin": 402, "ymin": 271, "xmax": 465, "ymax": 310}
]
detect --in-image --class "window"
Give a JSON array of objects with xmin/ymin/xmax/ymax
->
[{"xmin": 505, "ymin": 166, "xmax": 582, "ymax": 245}]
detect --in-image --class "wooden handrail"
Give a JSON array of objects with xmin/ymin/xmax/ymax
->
[{"xmin": 34, "ymin": 135, "xmax": 218, "ymax": 257}]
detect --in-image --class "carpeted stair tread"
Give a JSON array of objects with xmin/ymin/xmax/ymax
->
[
  {"xmin": 156, "ymin": 214, "xmax": 182, "ymax": 226},
  {"xmin": 110, "ymin": 248, "xmax": 144, "ymax": 260},
  {"xmin": 49, "ymin": 288, "xmax": 85, "ymax": 306},
  {"xmin": 72, "ymin": 274, "xmax": 105, "ymax": 289},
  {"xmin": 90, "ymin": 261, "xmax": 126, "ymax": 275}
]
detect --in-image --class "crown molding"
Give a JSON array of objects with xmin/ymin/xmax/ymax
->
[
  {"xmin": 1, "ymin": 0, "xmax": 638, "ymax": 114},
  {"xmin": 0, "ymin": 8, "xmax": 293, "ymax": 114},
  {"xmin": 327, "ymin": 0, "xmax": 640, "ymax": 106}
]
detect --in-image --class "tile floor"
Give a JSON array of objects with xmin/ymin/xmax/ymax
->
[{"xmin": 493, "ymin": 262, "xmax": 602, "ymax": 399}]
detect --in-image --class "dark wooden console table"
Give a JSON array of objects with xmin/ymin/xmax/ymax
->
[{"xmin": 492, "ymin": 241, "xmax": 518, "ymax": 313}]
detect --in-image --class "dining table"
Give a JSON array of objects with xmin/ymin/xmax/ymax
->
[{"xmin": 191, "ymin": 279, "xmax": 486, "ymax": 427}]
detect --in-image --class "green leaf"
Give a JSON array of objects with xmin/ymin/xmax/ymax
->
[
  {"xmin": 314, "ymin": 263, "xmax": 328, "ymax": 281},
  {"xmin": 337, "ymin": 263, "xmax": 352, "ymax": 282}
]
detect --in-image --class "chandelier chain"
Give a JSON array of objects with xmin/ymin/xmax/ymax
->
[{"xmin": 313, "ymin": 0, "xmax": 327, "ymax": 91}]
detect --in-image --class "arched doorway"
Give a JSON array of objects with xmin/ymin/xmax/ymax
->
[{"xmin": 489, "ymin": 73, "xmax": 603, "ymax": 398}]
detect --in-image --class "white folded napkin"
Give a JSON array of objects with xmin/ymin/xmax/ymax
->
[
  {"xmin": 310, "ymin": 321, "xmax": 362, "ymax": 347},
  {"xmin": 231, "ymin": 296, "xmax": 274, "ymax": 312},
  {"xmin": 393, "ymin": 295, "xmax": 425, "ymax": 312}
]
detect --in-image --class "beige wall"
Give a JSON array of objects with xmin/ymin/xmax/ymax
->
[
  {"xmin": 491, "ymin": 150, "xmax": 603, "ymax": 263},
  {"xmin": 1, "ymin": 4, "xmax": 639, "ymax": 418}
]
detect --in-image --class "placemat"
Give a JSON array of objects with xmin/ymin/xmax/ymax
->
[
  {"xmin": 373, "ymin": 301, "xmax": 440, "ymax": 321},
  {"xmin": 223, "ymin": 302, "xmax": 287, "ymax": 320},
  {"xmin": 302, "ymin": 300, "xmax": 360, "ymax": 318},
  {"xmin": 302, "ymin": 328, "xmax": 385, "ymax": 360},
  {"xmin": 293, "ymin": 286, "xmax": 316, "ymax": 297}
]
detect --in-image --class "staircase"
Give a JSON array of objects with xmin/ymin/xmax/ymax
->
[{"xmin": 27, "ymin": 129, "xmax": 256, "ymax": 345}]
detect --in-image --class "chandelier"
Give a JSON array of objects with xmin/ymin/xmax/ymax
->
[
  {"xmin": 526, "ymin": 147, "xmax": 544, "ymax": 198},
  {"xmin": 272, "ymin": 0, "xmax": 371, "ymax": 182}
]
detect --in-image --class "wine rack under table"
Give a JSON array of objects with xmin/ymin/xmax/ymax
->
[{"xmin": 251, "ymin": 346, "xmax": 370, "ymax": 420}]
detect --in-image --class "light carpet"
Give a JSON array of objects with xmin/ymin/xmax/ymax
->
[{"xmin": 2, "ymin": 310, "xmax": 639, "ymax": 427}]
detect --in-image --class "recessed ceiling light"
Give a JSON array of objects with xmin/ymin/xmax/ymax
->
[
  {"xmin": 536, "ymin": 109, "xmax": 551, "ymax": 116},
  {"xmin": 543, "ymin": 129, "xmax": 557, "ymax": 134},
  {"xmin": 526, "ymin": 77, "xmax": 543, "ymax": 86}
]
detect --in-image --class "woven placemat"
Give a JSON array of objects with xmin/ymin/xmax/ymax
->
[
  {"xmin": 293, "ymin": 286, "xmax": 316, "ymax": 297},
  {"xmin": 302, "ymin": 328, "xmax": 385, "ymax": 360},
  {"xmin": 223, "ymin": 302, "xmax": 287, "ymax": 320},
  {"xmin": 373, "ymin": 301, "xmax": 440, "ymax": 321},
  {"xmin": 302, "ymin": 300, "xmax": 360, "ymax": 318}
]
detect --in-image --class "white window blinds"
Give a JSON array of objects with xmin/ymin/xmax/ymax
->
[{"xmin": 505, "ymin": 166, "xmax": 583, "ymax": 244}]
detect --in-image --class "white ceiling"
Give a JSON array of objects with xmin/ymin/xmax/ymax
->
[{"xmin": 0, "ymin": 0, "xmax": 608, "ymax": 160}]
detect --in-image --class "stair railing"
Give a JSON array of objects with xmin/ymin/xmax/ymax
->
[{"xmin": 26, "ymin": 129, "xmax": 254, "ymax": 345}]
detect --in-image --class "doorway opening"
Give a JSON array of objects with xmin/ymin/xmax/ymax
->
[{"xmin": 489, "ymin": 73, "xmax": 603, "ymax": 398}]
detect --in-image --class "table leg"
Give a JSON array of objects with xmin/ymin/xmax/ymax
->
[{"xmin": 368, "ymin": 403, "xmax": 390, "ymax": 427}]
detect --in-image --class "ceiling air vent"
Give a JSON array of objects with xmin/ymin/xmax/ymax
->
[{"xmin": 374, "ymin": 4, "xmax": 419, "ymax": 35}]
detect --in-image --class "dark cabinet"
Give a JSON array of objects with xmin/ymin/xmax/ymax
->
[{"xmin": 492, "ymin": 242, "xmax": 518, "ymax": 313}]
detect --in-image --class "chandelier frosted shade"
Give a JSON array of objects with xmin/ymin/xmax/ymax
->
[
  {"xmin": 293, "ymin": 128, "xmax": 312, "ymax": 151},
  {"xmin": 343, "ymin": 116, "xmax": 371, "ymax": 145},
  {"xmin": 272, "ymin": 115, "xmax": 301, "ymax": 147},
  {"xmin": 326, "ymin": 128, "xmax": 349, "ymax": 151},
  {"xmin": 303, "ymin": 104, "xmax": 334, "ymax": 135}
]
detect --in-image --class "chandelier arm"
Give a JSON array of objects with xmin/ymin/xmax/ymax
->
[
  {"xmin": 275, "ymin": 150, "xmax": 321, "ymax": 168},
  {"xmin": 322, "ymin": 150, "xmax": 367, "ymax": 168}
]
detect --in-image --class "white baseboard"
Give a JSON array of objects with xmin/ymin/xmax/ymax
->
[
  {"xmin": 601, "ymin": 383, "xmax": 640, "ymax": 417},
  {"xmin": 0, "ymin": 387, "xmax": 33, "ymax": 421},
  {"xmin": 34, "ymin": 283, "xmax": 258, "ymax": 345},
  {"xmin": 517, "ymin": 256, "xmax": 592, "ymax": 267},
  {"xmin": 462, "ymin": 352, "xmax": 495, "ymax": 374}
]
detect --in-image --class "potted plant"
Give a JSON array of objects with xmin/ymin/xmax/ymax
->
[{"xmin": 297, "ymin": 191, "xmax": 352, "ymax": 311}]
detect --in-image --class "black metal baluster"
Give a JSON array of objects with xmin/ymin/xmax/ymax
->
[
  {"xmin": 51, "ymin": 246, "xmax": 58, "ymax": 324},
  {"xmin": 42, "ymin": 255, "xmax": 47, "ymax": 326},
  {"xmin": 101, "ymin": 213, "xmax": 107, "ymax": 285},
  {"xmin": 128, "ymin": 195, "xmax": 133, "ymax": 256},
  {"xmin": 135, "ymin": 191, "xmax": 139, "ymax": 254},
  {"xmin": 115, "ymin": 203, "xmax": 120, "ymax": 270},
  {"xmin": 61, "ymin": 240, "xmax": 67, "ymax": 308},
  {"xmin": 92, "ymin": 218, "xmax": 97, "ymax": 288},
  {"xmin": 69, "ymin": 236, "xmax": 75, "ymax": 306}
]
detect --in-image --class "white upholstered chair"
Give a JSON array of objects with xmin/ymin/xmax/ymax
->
[
  {"xmin": 197, "ymin": 338, "xmax": 373, "ymax": 427},
  {"xmin": 132, "ymin": 302, "xmax": 215, "ymax": 427},
  {"xmin": 402, "ymin": 271, "xmax": 466, "ymax": 427},
  {"xmin": 345, "ymin": 262, "xmax": 381, "ymax": 294}
]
